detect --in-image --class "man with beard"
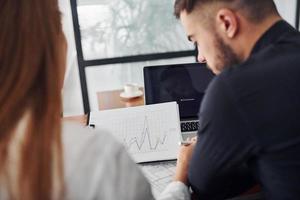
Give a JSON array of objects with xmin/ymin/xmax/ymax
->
[{"xmin": 169, "ymin": 0, "xmax": 300, "ymax": 199}]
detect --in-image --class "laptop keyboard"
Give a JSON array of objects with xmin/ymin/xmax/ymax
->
[{"xmin": 181, "ymin": 121, "xmax": 199, "ymax": 132}]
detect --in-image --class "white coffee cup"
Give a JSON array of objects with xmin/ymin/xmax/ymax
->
[{"xmin": 123, "ymin": 83, "xmax": 139, "ymax": 95}]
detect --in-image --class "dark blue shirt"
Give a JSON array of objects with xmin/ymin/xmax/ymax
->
[{"xmin": 189, "ymin": 20, "xmax": 300, "ymax": 200}]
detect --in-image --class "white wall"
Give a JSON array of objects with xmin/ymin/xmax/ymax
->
[
  {"xmin": 60, "ymin": 0, "xmax": 298, "ymax": 116},
  {"xmin": 274, "ymin": 0, "xmax": 297, "ymax": 26}
]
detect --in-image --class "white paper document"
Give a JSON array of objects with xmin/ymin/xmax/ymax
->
[{"xmin": 89, "ymin": 102, "xmax": 181, "ymax": 163}]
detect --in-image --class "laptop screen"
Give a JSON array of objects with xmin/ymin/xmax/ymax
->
[{"xmin": 143, "ymin": 63, "xmax": 214, "ymax": 118}]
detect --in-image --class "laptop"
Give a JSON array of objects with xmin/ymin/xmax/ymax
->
[{"xmin": 143, "ymin": 63, "xmax": 214, "ymax": 141}]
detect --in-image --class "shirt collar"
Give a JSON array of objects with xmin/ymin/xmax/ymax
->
[{"xmin": 250, "ymin": 20, "xmax": 294, "ymax": 55}]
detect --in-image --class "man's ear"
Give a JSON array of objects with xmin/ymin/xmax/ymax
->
[{"xmin": 215, "ymin": 8, "xmax": 239, "ymax": 38}]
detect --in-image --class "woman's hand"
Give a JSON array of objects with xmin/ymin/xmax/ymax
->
[{"xmin": 174, "ymin": 137, "xmax": 197, "ymax": 185}]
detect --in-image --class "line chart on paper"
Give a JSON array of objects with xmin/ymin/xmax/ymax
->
[
  {"xmin": 123, "ymin": 116, "xmax": 168, "ymax": 152},
  {"xmin": 89, "ymin": 102, "xmax": 181, "ymax": 163}
]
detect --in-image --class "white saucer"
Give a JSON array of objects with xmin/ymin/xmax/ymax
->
[{"xmin": 120, "ymin": 90, "xmax": 143, "ymax": 99}]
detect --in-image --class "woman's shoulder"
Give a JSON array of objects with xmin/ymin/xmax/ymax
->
[
  {"xmin": 62, "ymin": 121, "xmax": 121, "ymax": 156},
  {"xmin": 62, "ymin": 121, "xmax": 153, "ymax": 200},
  {"xmin": 62, "ymin": 121, "xmax": 123, "ymax": 199}
]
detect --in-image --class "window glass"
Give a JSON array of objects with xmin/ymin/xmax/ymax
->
[{"xmin": 77, "ymin": 0, "xmax": 193, "ymax": 60}]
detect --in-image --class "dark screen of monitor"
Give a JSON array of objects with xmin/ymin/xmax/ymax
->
[{"xmin": 144, "ymin": 63, "xmax": 214, "ymax": 118}]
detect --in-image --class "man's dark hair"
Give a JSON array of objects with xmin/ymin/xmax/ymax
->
[{"xmin": 174, "ymin": 0, "xmax": 278, "ymax": 23}]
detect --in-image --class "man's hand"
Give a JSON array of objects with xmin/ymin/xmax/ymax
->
[{"xmin": 174, "ymin": 137, "xmax": 197, "ymax": 185}]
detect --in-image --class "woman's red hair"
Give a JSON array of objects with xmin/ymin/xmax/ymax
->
[{"xmin": 0, "ymin": 0, "xmax": 64, "ymax": 199}]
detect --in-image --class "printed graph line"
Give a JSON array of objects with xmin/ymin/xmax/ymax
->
[{"xmin": 124, "ymin": 116, "xmax": 167, "ymax": 151}]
